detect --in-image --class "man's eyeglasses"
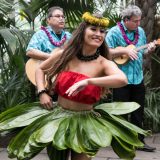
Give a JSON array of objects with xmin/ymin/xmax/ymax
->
[
  {"xmin": 50, "ymin": 15, "xmax": 65, "ymax": 19},
  {"xmin": 129, "ymin": 19, "xmax": 141, "ymax": 24}
]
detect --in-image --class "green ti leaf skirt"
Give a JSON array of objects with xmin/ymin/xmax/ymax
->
[{"xmin": 0, "ymin": 102, "xmax": 150, "ymax": 160}]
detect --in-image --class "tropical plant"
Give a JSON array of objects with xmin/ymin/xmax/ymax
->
[
  {"xmin": 0, "ymin": 27, "xmax": 35, "ymax": 112},
  {"xmin": 144, "ymin": 70, "xmax": 160, "ymax": 132},
  {"xmin": 0, "ymin": 0, "xmax": 37, "ymax": 113},
  {"xmin": 17, "ymin": 0, "xmax": 97, "ymax": 31}
]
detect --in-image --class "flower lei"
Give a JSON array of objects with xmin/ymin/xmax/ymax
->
[
  {"xmin": 117, "ymin": 22, "xmax": 139, "ymax": 45},
  {"xmin": 82, "ymin": 12, "xmax": 109, "ymax": 28},
  {"xmin": 41, "ymin": 26, "xmax": 67, "ymax": 47}
]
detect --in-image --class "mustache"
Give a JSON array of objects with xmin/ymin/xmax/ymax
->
[{"xmin": 59, "ymin": 20, "xmax": 65, "ymax": 23}]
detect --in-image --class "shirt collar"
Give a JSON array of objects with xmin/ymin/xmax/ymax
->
[{"xmin": 47, "ymin": 26, "xmax": 64, "ymax": 35}]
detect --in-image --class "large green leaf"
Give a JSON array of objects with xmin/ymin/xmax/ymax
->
[
  {"xmin": 112, "ymin": 136, "xmax": 135, "ymax": 160},
  {"xmin": 53, "ymin": 118, "xmax": 70, "ymax": 150},
  {"xmin": 109, "ymin": 114, "xmax": 150, "ymax": 136},
  {"xmin": 0, "ymin": 102, "xmax": 49, "ymax": 132},
  {"xmin": 7, "ymin": 108, "xmax": 69, "ymax": 159},
  {"xmin": 8, "ymin": 112, "xmax": 56, "ymax": 159},
  {"xmin": 95, "ymin": 102, "xmax": 140, "ymax": 115},
  {"xmin": 65, "ymin": 116, "xmax": 82, "ymax": 153},
  {"xmin": 95, "ymin": 110, "xmax": 145, "ymax": 146},
  {"xmin": 0, "ymin": 29, "xmax": 17, "ymax": 54},
  {"xmin": 81, "ymin": 113, "xmax": 112, "ymax": 147}
]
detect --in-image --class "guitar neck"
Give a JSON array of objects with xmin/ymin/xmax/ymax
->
[{"xmin": 135, "ymin": 44, "xmax": 148, "ymax": 52}]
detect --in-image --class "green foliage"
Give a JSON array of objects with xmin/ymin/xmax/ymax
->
[
  {"xmin": 18, "ymin": 0, "xmax": 41, "ymax": 30},
  {"xmin": 107, "ymin": 13, "xmax": 121, "ymax": 28},
  {"xmin": 144, "ymin": 88, "xmax": 160, "ymax": 132},
  {"xmin": 143, "ymin": 43, "xmax": 160, "ymax": 132},
  {"xmin": 0, "ymin": 72, "xmax": 31, "ymax": 111},
  {"xmin": 144, "ymin": 71, "xmax": 160, "ymax": 132},
  {"xmin": 102, "ymin": 0, "xmax": 122, "ymax": 28},
  {"xmin": 0, "ymin": 28, "xmax": 35, "ymax": 112},
  {"xmin": 19, "ymin": 0, "xmax": 95, "ymax": 29},
  {"xmin": 0, "ymin": 0, "xmax": 15, "ymax": 27}
]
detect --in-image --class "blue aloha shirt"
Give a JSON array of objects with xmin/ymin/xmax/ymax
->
[
  {"xmin": 105, "ymin": 21, "xmax": 147, "ymax": 85},
  {"xmin": 26, "ymin": 26, "xmax": 72, "ymax": 53}
]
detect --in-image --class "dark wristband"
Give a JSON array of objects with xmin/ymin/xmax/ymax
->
[{"xmin": 37, "ymin": 89, "xmax": 47, "ymax": 97}]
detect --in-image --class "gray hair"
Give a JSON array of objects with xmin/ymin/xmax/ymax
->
[
  {"xmin": 121, "ymin": 5, "xmax": 142, "ymax": 20},
  {"xmin": 47, "ymin": 6, "xmax": 63, "ymax": 18}
]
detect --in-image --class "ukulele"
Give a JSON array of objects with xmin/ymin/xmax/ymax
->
[{"xmin": 113, "ymin": 39, "xmax": 160, "ymax": 65}]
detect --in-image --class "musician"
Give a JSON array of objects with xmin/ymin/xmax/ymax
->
[
  {"xmin": 105, "ymin": 4, "xmax": 156, "ymax": 152},
  {"xmin": 26, "ymin": 6, "xmax": 71, "ymax": 60}
]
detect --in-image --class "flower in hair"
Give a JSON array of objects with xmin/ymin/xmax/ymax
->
[{"xmin": 82, "ymin": 12, "xmax": 109, "ymax": 28}]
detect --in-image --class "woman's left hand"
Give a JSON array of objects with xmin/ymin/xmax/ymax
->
[{"xmin": 65, "ymin": 79, "xmax": 89, "ymax": 96}]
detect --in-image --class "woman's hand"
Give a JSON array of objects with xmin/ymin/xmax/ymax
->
[
  {"xmin": 65, "ymin": 79, "xmax": 89, "ymax": 96},
  {"xmin": 39, "ymin": 93, "xmax": 54, "ymax": 110}
]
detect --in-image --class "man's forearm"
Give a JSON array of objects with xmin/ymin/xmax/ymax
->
[{"xmin": 26, "ymin": 49, "xmax": 50, "ymax": 60}]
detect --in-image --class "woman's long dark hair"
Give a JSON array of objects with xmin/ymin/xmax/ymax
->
[{"xmin": 46, "ymin": 21, "xmax": 109, "ymax": 92}]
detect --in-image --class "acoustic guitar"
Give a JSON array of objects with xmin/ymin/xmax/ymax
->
[
  {"xmin": 25, "ymin": 48, "xmax": 62, "ymax": 86},
  {"xmin": 25, "ymin": 58, "xmax": 45, "ymax": 86},
  {"xmin": 113, "ymin": 39, "xmax": 160, "ymax": 65}
]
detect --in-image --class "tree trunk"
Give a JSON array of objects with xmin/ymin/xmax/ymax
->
[
  {"xmin": 135, "ymin": 0, "xmax": 156, "ymax": 41},
  {"xmin": 151, "ymin": 12, "xmax": 160, "ymax": 88}
]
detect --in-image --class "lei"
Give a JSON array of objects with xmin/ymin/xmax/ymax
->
[
  {"xmin": 41, "ymin": 26, "xmax": 67, "ymax": 47},
  {"xmin": 117, "ymin": 22, "xmax": 139, "ymax": 45}
]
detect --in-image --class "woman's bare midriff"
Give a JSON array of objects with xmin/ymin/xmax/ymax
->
[{"xmin": 58, "ymin": 96, "xmax": 93, "ymax": 111}]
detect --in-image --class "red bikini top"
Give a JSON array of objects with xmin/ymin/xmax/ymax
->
[{"xmin": 55, "ymin": 71, "xmax": 101, "ymax": 104}]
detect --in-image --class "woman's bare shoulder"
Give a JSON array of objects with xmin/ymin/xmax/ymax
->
[{"xmin": 100, "ymin": 56, "xmax": 116, "ymax": 66}]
